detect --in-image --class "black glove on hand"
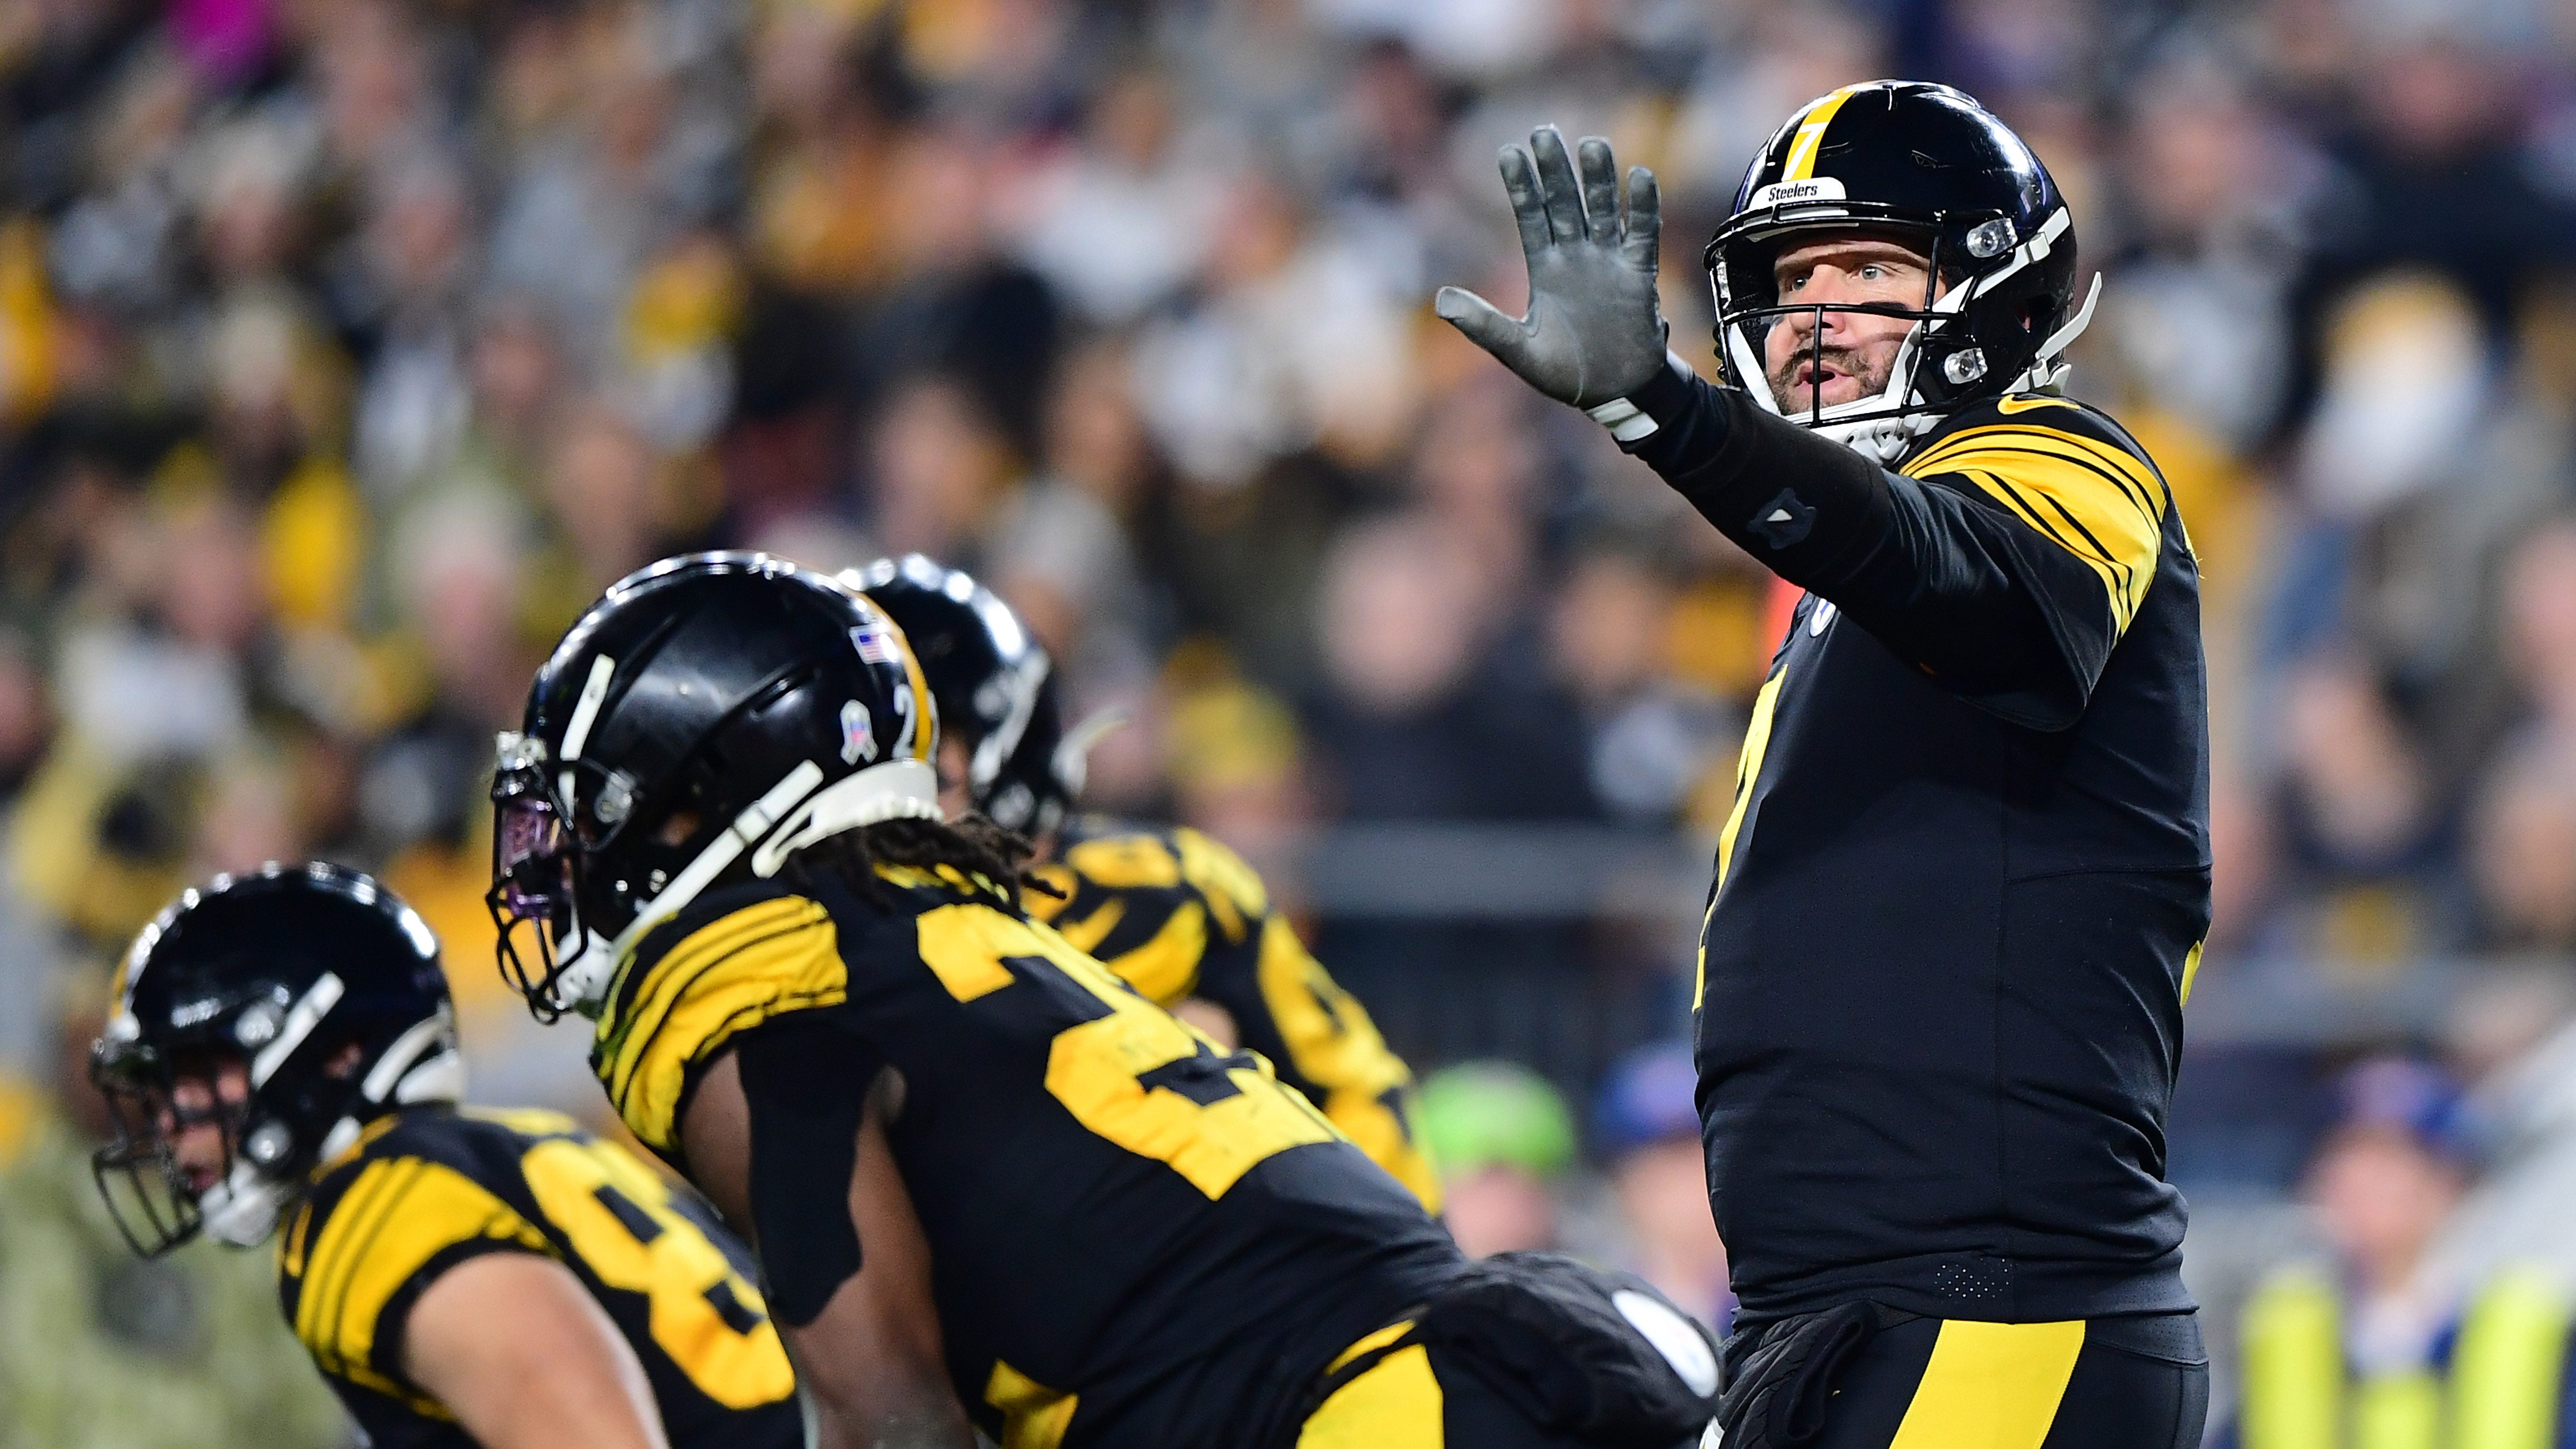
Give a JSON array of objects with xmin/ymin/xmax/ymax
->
[
  {"xmin": 1712, "ymin": 1302, "xmax": 1882, "ymax": 1449},
  {"xmin": 1436, "ymin": 126, "xmax": 1669, "ymax": 409}
]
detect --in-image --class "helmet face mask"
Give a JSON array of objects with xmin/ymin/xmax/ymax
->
[
  {"xmin": 90, "ymin": 1036, "xmax": 241, "ymax": 1256},
  {"xmin": 91, "ymin": 865, "xmax": 460, "ymax": 1256},
  {"xmin": 1713, "ymin": 219, "xmax": 1961, "ymax": 425},
  {"xmin": 492, "ymin": 553, "xmax": 945, "ymax": 1020},
  {"xmin": 1705, "ymin": 82, "xmax": 2097, "ymax": 461}
]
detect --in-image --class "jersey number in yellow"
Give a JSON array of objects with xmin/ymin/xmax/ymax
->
[
  {"xmin": 918, "ymin": 903, "xmax": 1341, "ymax": 1196},
  {"xmin": 520, "ymin": 1137, "xmax": 796, "ymax": 1409}
]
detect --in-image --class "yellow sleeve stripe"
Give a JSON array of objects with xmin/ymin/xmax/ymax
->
[
  {"xmin": 1252, "ymin": 916, "xmax": 1439, "ymax": 1213},
  {"xmin": 1020, "ymin": 864, "xmax": 1081, "ymax": 925},
  {"xmin": 1062, "ymin": 835, "xmax": 1183, "ymax": 891},
  {"xmin": 602, "ymin": 899, "xmax": 848, "ymax": 1151},
  {"xmin": 1966, "ymin": 467, "xmax": 2146, "ymax": 632},
  {"xmin": 601, "ymin": 895, "xmax": 825, "ymax": 1096},
  {"xmin": 1172, "ymin": 828, "xmax": 1270, "ymax": 938},
  {"xmin": 1101, "ymin": 897, "xmax": 1207, "ymax": 1007},
  {"xmin": 294, "ymin": 1157, "xmax": 550, "ymax": 1386},
  {"xmin": 1047, "ymin": 895, "xmax": 1127, "ymax": 956},
  {"xmin": 1902, "ymin": 429, "xmax": 2165, "ymax": 632},
  {"xmin": 1910, "ymin": 427, "xmax": 2168, "ymax": 533},
  {"xmin": 1911, "ymin": 424, "xmax": 2165, "ymax": 507}
]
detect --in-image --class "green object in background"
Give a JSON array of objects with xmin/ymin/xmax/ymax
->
[
  {"xmin": 1415, "ymin": 1061, "xmax": 1578, "ymax": 1181},
  {"xmin": 0, "ymin": 1106, "xmax": 347, "ymax": 1449}
]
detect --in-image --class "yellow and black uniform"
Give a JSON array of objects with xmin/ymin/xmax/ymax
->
[
  {"xmin": 1025, "ymin": 821, "xmax": 1440, "ymax": 1212},
  {"xmin": 593, "ymin": 865, "xmax": 1479, "ymax": 1449},
  {"xmin": 1612, "ymin": 359, "xmax": 2210, "ymax": 1443},
  {"xmin": 274, "ymin": 1104, "xmax": 801, "ymax": 1449}
]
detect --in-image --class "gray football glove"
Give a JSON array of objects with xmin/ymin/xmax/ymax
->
[{"xmin": 1436, "ymin": 126, "xmax": 1667, "ymax": 410}]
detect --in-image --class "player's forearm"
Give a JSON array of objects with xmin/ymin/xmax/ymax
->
[
  {"xmin": 1618, "ymin": 366, "xmax": 2097, "ymax": 724},
  {"xmin": 1617, "ymin": 361, "xmax": 1899, "ymax": 594}
]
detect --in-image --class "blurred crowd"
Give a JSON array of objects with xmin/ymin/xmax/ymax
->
[{"xmin": 0, "ymin": 0, "xmax": 2575, "ymax": 1440}]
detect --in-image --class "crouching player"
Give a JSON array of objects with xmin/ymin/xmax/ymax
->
[
  {"xmin": 89, "ymin": 863, "xmax": 803, "ymax": 1449},
  {"xmin": 851, "ymin": 553, "xmax": 1440, "ymax": 1212},
  {"xmin": 488, "ymin": 553, "xmax": 1723, "ymax": 1448}
]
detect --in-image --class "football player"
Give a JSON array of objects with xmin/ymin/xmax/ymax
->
[
  {"xmin": 847, "ymin": 553, "xmax": 1441, "ymax": 1212},
  {"xmin": 486, "ymin": 552, "xmax": 1722, "ymax": 1448},
  {"xmin": 89, "ymin": 863, "xmax": 802, "ymax": 1449},
  {"xmin": 1440, "ymin": 81, "xmax": 2213, "ymax": 1449}
]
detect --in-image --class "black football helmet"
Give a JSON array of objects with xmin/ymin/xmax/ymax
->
[
  {"xmin": 90, "ymin": 863, "xmax": 462, "ymax": 1256},
  {"xmin": 1705, "ymin": 80, "xmax": 2098, "ymax": 461},
  {"xmin": 845, "ymin": 555, "xmax": 1090, "ymax": 837},
  {"xmin": 489, "ymin": 552, "xmax": 940, "ymax": 1020}
]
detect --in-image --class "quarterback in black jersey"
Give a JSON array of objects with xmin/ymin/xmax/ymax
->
[
  {"xmin": 850, "ymin": 554, "xmax": 1441, "ymax": 1212},
  {"xmin": 488, "ymin": 554, "xmax": 1723, "ymax": 1449},
  {"xmin": 89, "ymin": 864, "xmax": 801, "ymax": 1449},
  {"xmin": 1442, "ymin": 82, "xmax": 2212, "ymax": 1448}
]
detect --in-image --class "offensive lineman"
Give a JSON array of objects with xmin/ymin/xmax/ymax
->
[
  {"xmin": 1439, "ymin": 83, "xmax": 2212, "ymax": 1447},
  {"xmin": 485, "ymin": 553, "xmax": 1720, "ymax": 1448},
  {"xmin": 849, "ymin": 553, "xmax": 1440, "ymax": 1211},
  {"xmin": 89, "ymin": 864, "xmax": 802, "ymax": 1449}
]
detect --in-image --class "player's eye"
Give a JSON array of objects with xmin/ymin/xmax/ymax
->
[{"xmin": 1859, "ymin": 264, "xmax": 1885, "ymax": 281}]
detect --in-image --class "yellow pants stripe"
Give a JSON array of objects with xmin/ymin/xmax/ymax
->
[
  {"xmin": 1888, "ymin": 1319, "xmax": 2087, "ymax": 1449},
  {"xmin": 1298, "ymin": 1343, "xmax": 1444, "ymax": 1449}
]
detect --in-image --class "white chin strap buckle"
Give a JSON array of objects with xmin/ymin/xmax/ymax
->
[{"xmin": 198, "ymin": 1160, "xmax": 290, "ymax": 1248}]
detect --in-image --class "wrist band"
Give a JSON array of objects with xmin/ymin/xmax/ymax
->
[{"xmin": 1586, "ymin": 396, "xmax": 1659, "ymax": 443}]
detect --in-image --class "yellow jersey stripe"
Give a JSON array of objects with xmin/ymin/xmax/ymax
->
[
  {"xmin": 1700, "ymin": 665, "xmax": 1787, "ymax": 1010},
  {"xmin": 1905, "ymin": 438, "xmax": 2163, "ymax": 633},
  {"xmin": 1297, "ymin": 1343, "xmax": 1445, "ymax": 1447},
  {"xmin": 299, "ymin": 1158, "xmax": 417, "ymax": 1367},
  {"xmin": 985, "ymin": 1360, "xmax": 1079, "ymax": 1449},
  {"xmin": 1886, "ymin": 1320, "xmax": 2086, "ymax": 1449},
  {"xmin": 1254, "ymin": 916, "xmax": 1438, "ymax": 1213},
  {"xmin": 1102, "ymin": 898, "xmax": 1207, "ymax": 1007},
  {"xmin": 1783, "ymin": 86, "xmax": 1863, "ymax": 181},
  {"xmin": 610, "ymin": 904, "xmax": 849, "ymax": 1149},
  {"xmin": 1060, "ymin": 835, "xmax": 1183, "ymax": 891},
  {"xmin": 1045, "ymin": 895, "xmax": 1127, "ymax": 956},
  {"xmin": 1020, "ymin": 864, "xmax": 1081, "ymax": 925},
  {"xmin": 1969, "ymin": 469, "xmax": 2139, "ymax": 629},
  {"xmin": 323, "ymin": 1163, "xmax": 549, "ymax": 1380},
  {"xmin": 603, "ymin": 895, "xmax": 829, "ymax": 1111},
  {"xmin": 1173, "ymin": 827, "xmax": 1271, "ymax": 933},
  {"xmin": 1328, "ymin": 1320, "xmax": 1417, "ymax": 1373},
  {"xmin": 1910, "ymin": 425, "xmax": 2167, "ymax": 524},
  {"xmin": 1910, "ymin": 438, "xmax": 2165, "ymax": 531}
]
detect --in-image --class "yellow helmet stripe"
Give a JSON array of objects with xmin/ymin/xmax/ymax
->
[{"xmin": 1782, "ymin": 86, "xmax": 1863, "ymax": 182}]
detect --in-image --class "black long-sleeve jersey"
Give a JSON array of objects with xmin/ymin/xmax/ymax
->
[
  {"xmin": 1618, "ymin": 363, "xmax": 2211, "ymax": 1329},
  {"xmin": 274, "ymin": 1105, "xmax": 802, "ymax": 1449},
  {"xmin": 590, "ymin": 866, "xmax": 1463, "ymax": 1449}
]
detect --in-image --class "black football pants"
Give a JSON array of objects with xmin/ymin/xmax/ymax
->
[{"xmin": 1796, "ymin": 1312, "xmax": 2208, "ymax": 1449}]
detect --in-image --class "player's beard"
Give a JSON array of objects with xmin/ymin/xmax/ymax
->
[{"xmin": 1767, "ymin": 338, "xmax": 1893, "ymax": 417}]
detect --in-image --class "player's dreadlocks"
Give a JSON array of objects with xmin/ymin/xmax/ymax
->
[{"xmin": 786, "ymin": 813, "xmax": 1061, "ymax": 910}]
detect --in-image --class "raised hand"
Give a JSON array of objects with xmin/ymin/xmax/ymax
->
[{"xmin": 1435, "ymin": 126, "xmax": 1667, "ymax": 409}]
